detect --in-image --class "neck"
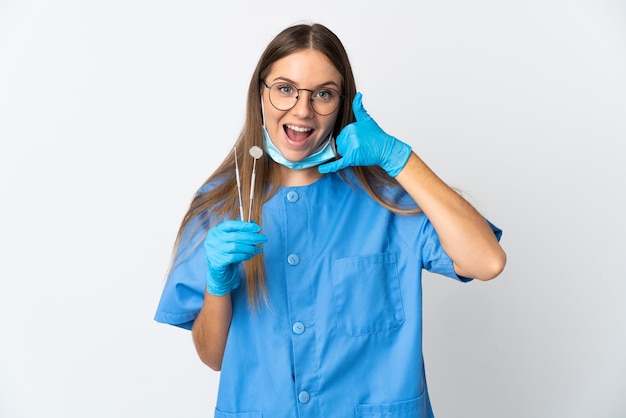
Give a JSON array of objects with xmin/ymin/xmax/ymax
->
[{"xmin": 279, "ymin": 165, "xmax": 323, "ymax": 187}]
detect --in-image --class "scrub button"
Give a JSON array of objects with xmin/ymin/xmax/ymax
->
[
  {"xmin": 287, "ymin": 191, "xmax": 299, "ymax": 202},
  {"xmin": 298, "ymin": 391, "xmax": 311, "ymax": 404},
  {"xmin": 292, "ymin": 322, "xmax": 306, "ymax": 334},
  {"xmin": 287, "ymin": 254, "xmax": 300, "ymax": 265}
]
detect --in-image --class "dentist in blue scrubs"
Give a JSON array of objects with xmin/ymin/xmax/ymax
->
[{"xmin": 155, "ymin": 22, "xmax": 506, "ymax": 418}]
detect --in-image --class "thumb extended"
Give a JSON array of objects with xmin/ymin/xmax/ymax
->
[{"xmin": 352, "ymin": 92, "xmax": 371, "ymax": 122}]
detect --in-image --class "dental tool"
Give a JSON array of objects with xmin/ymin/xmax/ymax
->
[
  {"xmin": 234, "ymin": 146, "xmax": 244, "ymax": 221},
  {"xmin": 248, "ymin": 146, "xmax": 264, "ymax": 222}
]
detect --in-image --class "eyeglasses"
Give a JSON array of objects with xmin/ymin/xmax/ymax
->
[{"xmin": 261, "ymin": 80, "xmax": 343, "ymax": 116}]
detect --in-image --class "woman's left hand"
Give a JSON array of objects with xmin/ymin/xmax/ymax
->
[{"xmin": 318, "ymin": 92, "xmax": 412, "ymax": 177}]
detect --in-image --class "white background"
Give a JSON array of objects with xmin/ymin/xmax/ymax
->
[{"xmin": 1, "ymin": 1, "xmax": 625, "ymax": 417}]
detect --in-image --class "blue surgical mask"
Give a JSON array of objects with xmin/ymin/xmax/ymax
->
[
  {"xmin": 262, "ymin": 127, "xmax": 336, "ymax": 170},
  {"xmin": 261, "ymin": 99, "xmax": 337, "ymax": 170}
]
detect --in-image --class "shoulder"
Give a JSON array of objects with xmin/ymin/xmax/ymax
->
[
  {"xmin": 197, "ymin": 173, "xmax": 229, "ymax": 195},
  {"xmin": 341, "ymin": 168, "xmax": 419, "ymax": 210}
]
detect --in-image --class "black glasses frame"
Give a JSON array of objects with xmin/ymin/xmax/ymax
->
[{"xmin": 261, "ymin": 80, "xmax": 343, "ymax": 116}]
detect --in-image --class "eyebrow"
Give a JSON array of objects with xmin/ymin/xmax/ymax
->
[{"xmin": 270, "ymin": 76, "xmax": 341, "ymax": 90}]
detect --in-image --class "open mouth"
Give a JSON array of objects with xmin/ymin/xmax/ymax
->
[{"xmin": 284, "ymin": 124, "xmax": 314, "ymax": 143}]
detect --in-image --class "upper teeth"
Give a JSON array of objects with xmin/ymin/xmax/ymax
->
[{"xmin": 287, "ymin": 125, "xmax": 312, "ymax": 133}]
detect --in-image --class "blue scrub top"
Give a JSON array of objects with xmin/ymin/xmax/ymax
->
[{"xmin": 155, "ymin": 170, "xmax": 502, "ymax": 418}]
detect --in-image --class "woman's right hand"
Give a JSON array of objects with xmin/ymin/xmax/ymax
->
[{"xmin": 203, "ymin": 220, "xmax": 267, "ymax": 296}]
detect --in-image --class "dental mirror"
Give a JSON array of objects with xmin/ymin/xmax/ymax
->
[{"xmin": 248, "ymin": 146, "xmax": 264, "ymax": 222}]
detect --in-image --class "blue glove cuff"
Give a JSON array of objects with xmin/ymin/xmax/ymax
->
[
  {"xmin": 206, "ymin": 269, "xmax": 240, "ymax": 296},
  {"xmin": 384, "ymin": 139, "xmax": 412, "ymax": 177}
]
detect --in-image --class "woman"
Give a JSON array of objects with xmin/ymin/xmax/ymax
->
[{"xmin": 155, "ymin": 22, "xmax": 506, "ymax": 418}]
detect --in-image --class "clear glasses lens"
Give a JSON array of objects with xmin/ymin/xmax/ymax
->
[{"xmin": 268, "ymin": 82, "xmax": 341, "ymax": 115}]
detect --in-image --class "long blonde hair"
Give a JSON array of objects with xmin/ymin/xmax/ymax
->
[{"xmin": 171, "ymin": 23, "xmax": 420, "ymax": 307}]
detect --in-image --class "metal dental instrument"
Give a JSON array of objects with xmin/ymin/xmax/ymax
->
[
  {"xmin": 248, "ymin": 146, "xmax": 264, "ymax": 222},
  {"xmin": 234, "ymin": 146, "xmax": 244, "ymax": 221}
]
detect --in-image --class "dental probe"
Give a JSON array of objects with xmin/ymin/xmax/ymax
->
[{"xmin": 233, "ymin": 146, "xmax": 244, "ymax": 221}]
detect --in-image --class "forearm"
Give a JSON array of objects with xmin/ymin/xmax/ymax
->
[
  {"xmin": 395, "ymin": 152, "xmax": 506, "ymax": 280},
  {"xmin": 192, "ymin": 292, "xmax": 233, "ymax": 371}
]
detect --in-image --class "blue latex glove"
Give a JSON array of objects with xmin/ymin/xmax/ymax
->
[
  {"xmin": 203, "ymin": 220, "xmax": 267, "ymax": 296},
  {"xmin": 318, "ymin": 92, "xmax": 412, "ymax": 177}
]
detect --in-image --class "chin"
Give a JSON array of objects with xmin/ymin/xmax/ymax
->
[
  {"xmin": 281, "ymin": 149, "xmax": 311, "ymax": 163},
  {"xmin": 284, "ymin": 155, "xmax": 308, "ymax": 164}
]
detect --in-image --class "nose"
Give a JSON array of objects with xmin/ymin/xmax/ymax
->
[{"xmin": 291, "ymin": 89, "xmax": 315, "ymax": 117}]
